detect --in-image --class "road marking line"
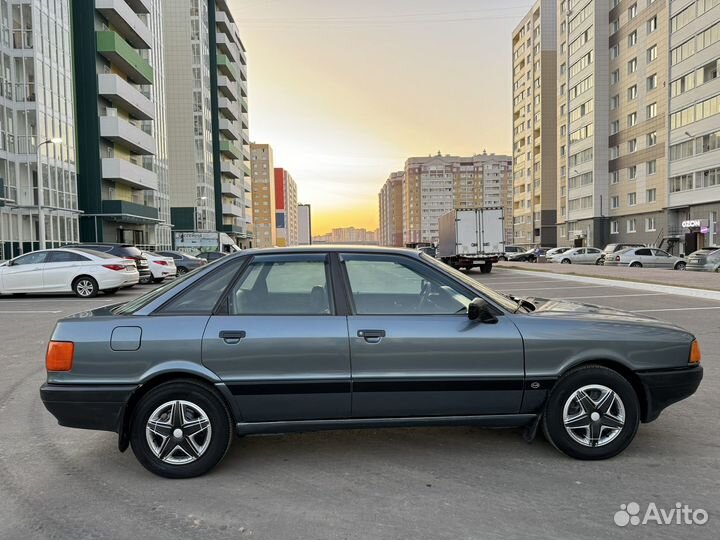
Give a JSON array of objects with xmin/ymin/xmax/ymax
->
[
  {"xmin": 631, "ymin": 306, "xmax": 720, "ymax": 313},
  {"xmin": 503, "ymin": 285, "xmax": 608, "ymax": 291},
  {"xmin": 555, "ymin": 293, "xmax": 667, "ymax": 300},
  {"xmin": 479, "ymin": 280, "xmax": 566, "ymax": 286},
  {"xmin": 0, "ymin": 310, "xmax": 63, "ymax": 314}
]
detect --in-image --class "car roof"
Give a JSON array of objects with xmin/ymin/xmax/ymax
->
[{"xmin": 230, "ymin": 245, "xmax": 423, "ymax": 258}]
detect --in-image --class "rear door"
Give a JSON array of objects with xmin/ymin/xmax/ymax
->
[
  {"xmin": 0, "ymin": 251, "xmax": 48, "ymax": 292},
  {"xmin": 202, "ymin": 253, "xmax": 351, "ymax": 422},
  {"xmin": 634, "ymin": 248, "xmax": 653, "ymax": 266},
  {"xmin": 341, "ymin": 252, "xmax": 525, "ymax": 418},
  {"xmin": 43, "ymin": 251, "xmax": 91, "ymax": 291}
]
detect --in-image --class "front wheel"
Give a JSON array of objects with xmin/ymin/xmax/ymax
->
[
  {"xmin": 130, "ymin": 381, "xmax": 232, "ymax": 478},
  {"xmin": 630, "ymin": 262, "xmax": 642, "ymax": 268},
  {"xmin": 561, "ymin": 258, "xmax": 571, "ymax": 264},
  {"xmin": 595, "ymin": 258, "xmax": 604, "ymax": 266},
  {"xmin": 498, "ymin": 256, "xmax": 506, "ymax": 262},
  {"xmin": 543, "ymin": 365, "xmax": 640, "ymax": 460},
  {"xmin": 675, "ymin": 262, "xmax": 686, "ymax": 271},
  {"xmin": 480, "ymin": 262, "xmax": 492, "ymax": 274},
  {"xmin": 73, "ymin": 276, "xmax": 98, "ymax": 298}
]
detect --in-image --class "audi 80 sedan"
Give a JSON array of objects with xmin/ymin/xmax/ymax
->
[{"xmin": 40, "ymin": 247, "xmax": 703, "ymax": 478}]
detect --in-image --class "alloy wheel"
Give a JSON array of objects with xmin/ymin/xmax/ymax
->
[
  {"xmin": 146, "ymin": 400, "xmax": 212, "ymax": 465},
  {"xmin": 562, "ymin": 384, "xmax": 625, "ymax": 448},
  {"xmin": 75, "ymin": 279, "xmax": 95, "ymax": 297}
]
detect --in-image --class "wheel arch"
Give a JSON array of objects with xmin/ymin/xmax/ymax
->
[{"xmin": 118, "ymin": 367, "xmax": 237, "ymax": 452}]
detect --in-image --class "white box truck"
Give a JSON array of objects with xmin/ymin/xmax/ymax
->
[{"xmin": 437, "ymin": 208, "xmax": 505, "ymax": 273}]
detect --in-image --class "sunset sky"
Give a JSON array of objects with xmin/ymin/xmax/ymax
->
[{"xmin": 231, "ymin": 0, "xmax": 533, "ymax": 235}]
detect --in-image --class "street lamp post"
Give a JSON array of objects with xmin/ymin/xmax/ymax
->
[{"xmin": 36, "ymin": 137, "xmax": 63, "ymax": 250}]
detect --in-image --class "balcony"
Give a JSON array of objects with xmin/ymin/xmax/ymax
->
[
  {"xmin": 219, "ymin": 119, "xmax": 240, "ymax": 141},
  {"xmin": 221, "ymin": 160, "xmax": 242, "ymax": 179},
  {"xmin": 216, "ymin": 11, "xmax": 235, "ymax": 37},
  {"xmin": 216, "ymin": 54, "xmax": 238, "ymax": 81},
  {"xmin": 240, "ymin": 96, "xmax": 248, "ymax": 114},
  {"xmin": 100, "ymin": 115, "xmax": 156, "ymax": 155},
  {"xmin": 219, "ymin": 140, "xmax": 242, "ymax": 160},
  {"xmin": 216, "ymin": 33, "xmax": 238, "ymax": 62},
  {"xmin": 95, "ymin": 0, "xmax": 151, "ymax": 49},
  {"xmin": 124, "ymin": 0, "xmax": 150, "ymax": 13},
  {"xmin": 217, "ymin": 97, "xmax": 238, "ymax": 120},
  {"xmin": 217, "ymin": 75, "xmax": 238, "ymax": 101},
  {"xmin": 222, "ymin": 182, "xmax": 243, "ymax": 199},
  {"xmin": 222, "ymin": 203, "xmax": 243, "ymax": 217},
  {"xmin": 97, "ymin": 73, "xmax": 154, "ymax": 120},
  {"xmin": 102, "ymin": 158, "xmax": 158, "ymax": 191},
  {"xmin": 102, "ymin": 199, "xmax": 159, "ymax": 223},
  {"xmin": 96, "ymin": 31, "xmax": 153, "ymax": 85}
]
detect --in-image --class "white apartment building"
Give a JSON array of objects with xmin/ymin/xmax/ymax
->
[
  {"xmin": 667, "ymin": 0, "xmax": 720, "ymax": 253},
  {"xmin": 0, "ymin": 0, "xmax": 80, "ymax": 259}
]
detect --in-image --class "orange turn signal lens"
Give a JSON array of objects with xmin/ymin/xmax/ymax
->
[
  {"xmin": 46, "ymin": 341, "xmax": 74, "ymax": 372},
  {"xmin": 689, "ymin": 340, "xmax": 701, "ymax": 364}
]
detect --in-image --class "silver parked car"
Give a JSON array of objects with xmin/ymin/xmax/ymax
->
[
  {"xmin": 686, "ymin": 247, "xmax": 720, "ymax": 272},
  {"xmin": 603, "ymin": 247, "xmax": 687, "ymax": 270},
  {"xmin": 549, "ymin": 247, "xmax": 604, "ymax": 265},
  {"xmin": 40, "ymin": 246, "xmax": 703, "ymax": 478}
]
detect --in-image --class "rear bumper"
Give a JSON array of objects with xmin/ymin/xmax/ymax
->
[
  {"xmin": 637, "ymin": 365, "xmax": 703, "ymax": 422},
  {"xmin": 40, "ymin": 383, "xmax": 136, "ymax": 432}
]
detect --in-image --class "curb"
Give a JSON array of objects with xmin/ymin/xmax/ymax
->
[{"xmin": 498, "ymin": 268, "xmax": 720, "ymax": 301}]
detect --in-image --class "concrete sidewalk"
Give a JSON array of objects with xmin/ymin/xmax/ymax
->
[{"xmin": 496, "ymin": 261, "xmax": 720, "ymax": 292}]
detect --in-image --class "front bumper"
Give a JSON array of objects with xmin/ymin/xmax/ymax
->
[
  {"xmin": 636, "ymin": 365, "xmax": 703, "ymax": 422},
  {"xmin": 40, "ymin": 383, "xmax": 136, "ymax": 432}
]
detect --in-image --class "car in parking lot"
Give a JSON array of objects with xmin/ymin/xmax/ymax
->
[
  {"xmin": 143, "ymin": 252, "xmax": 177, "ymax": 283},
  {"xmin": 156, "ymin": 250, "xmax": 207, "ymax": 275},
  {"xmin": 40, "ymin": 246, "xmax": 703, "ymax": 478},
  {"xmin": 64, "ymin": 243, "xmax": 151, "ymax": 284},
  {"xmin": 197, "ymin": 251, "xmax": 228, "ymax": 263},
  {"xmin": 498, "ymin": 245, "xmax": 525, "ymax": 261},
  {"xmin": 508, "ymin": 247, "xmax": 551, "ymax": 262},
  {"xmin": 603, "ymin": 247, "xmax": 687, "ymax": 270},
  {"xmin": 598, "ymin": 243, "xmax": 646, "ymax": 265},
  {"xmin": 686, "ymin": 247, "xmax": 720, "ymax": 272},
  {"xmin": 0, "ymin": 248, "xmax": 138, "ymax": 297},
  {"xmin": 545, "ymin": 247, "xmax": 571, "ymax": 258},
  {"xmin": 549, "ymin": 247, "xmax": 603, "ymax": 265}
]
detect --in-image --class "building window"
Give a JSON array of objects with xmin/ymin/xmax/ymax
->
[
  {"xmin": 628, "ymin": 3, "xmax": 638, "ymax": 19},
  {"xmin": 629, "ymin": 165, "xmax": 638, "ymax": 179},
  {"xmin": 628, "ymin": 85, "xmax": 638, "ymax": 101},
  {"xmin": 610, "ymin": 195, "xmax": 620, "ymax": 209},
  {"xmin": 646, "ymin": 188, "xmax": 657, "ymax": 202},
  {"xmin": 610, "ymin": 120, "xmax": 620, "ymax": 134},
  {"xmin": 611, "ymin": 19, "xmax": 620, "ymax": 35},
  {"xmin": 628, "ymin": 31, "xmax": 638, "ymax": 47},
  {"xmin": 646, "ymin": 102, "xmax": 657, "ymax": 119},
  {"xmin": 647, "ymin": 131, "xmax": 657, "ymax": 146},
  {"xmin": 646, "ymin": 217, "xmax": 656, "ymax": 232},
  {"xmin": 628, "ymin": 112, "xmax": 637, "ymax": 127},
  {"xmin": 628, "ymin": 139, "xmax": 638, "ymax": 153},
  {"xmin": 627, "ymin": 218, "xmax": 637, "ymax": 233},
  {"xmin": 647, "ymin": 160, "xmax": 657, "ymax": 175},
  {"xmin": 611, "ymin": 69, "xmax": 620, "ymax": 85},
  {"xmin": 647, "ymin": 45, "xmax": 657, "ymax": 63},
  {"xmin": 610, "ymin": 145, "xmax": 620, "ymax": 159},
  {"xmin": 628, "ymin": 192, "xmax": 637, "ymax": 206},
  {"xmin": 611, "ymin": 94, "xmax": 620, "ymax": 109},
  {"xmin": 647, "ymin": 16, "xmax": 658, "ymax": 34},
  {"xmin": 611, "ymin": 171, "xmax": 620, "ymax": 184},
  {"xmin": 647, "ymin": 74, "xmax": 657, "ymax": 90},
  {"xmin": 611, "ymin": 44, "xmax": 620, "ymax": 59},
  {"xmin": 611, "ymin": 220, "xmax": 619, "ymax": 234}
]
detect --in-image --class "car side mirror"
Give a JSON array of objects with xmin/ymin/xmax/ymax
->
[{"xmin": 467, "ymin": 298, "xmax": 498, "ymax": 324}]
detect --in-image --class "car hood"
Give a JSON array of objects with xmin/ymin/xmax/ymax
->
[{"xmin": 523, "ymin": 297, "xmax": 689, "ymax": 332}]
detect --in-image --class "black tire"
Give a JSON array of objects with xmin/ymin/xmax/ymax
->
[
  {"xmin": 498, "ymin": 256, "xmax": 506, "ymax": 262},
  {"xmin": 630, "ymin": 262, "xmax": 642, "ymax": 268},
  {"xmin": 104, "ymin": 288, "xmax": 119, "ymax": 295},
  {"xmin": 543, "ymin": 365, "xmax": 640, "ymax": 460},
  {"xmin": 595, "ymin": 258, "xmax": 604, "ymax": 265},
  {"xmin": 176, "ymin": 266, "xmax": 188, "ymax": 275},
  {"xmin": 674, "ymin": 262, "xmax": 686, "ymax": 271},
  {"xmin": 152, "ymin": 277, "xmax": 165, "ymax": 284},
  {"xmin": 561, "ymin": 258, "xmax": 571, "ymax": 264},
  {"xmin": 139, "ymin": 275, "xmax": 152, "ymax": 285},
  {"xmin": 480, "ymin": 262, "xmax": 492, "ymax": 274},
  {"xmin": 130, "ymin": 380, "xmax": 232, "ymax": 478},
  {"xmin": 72, "ymin": 276, "xmax": 98, "ymax": 298}
]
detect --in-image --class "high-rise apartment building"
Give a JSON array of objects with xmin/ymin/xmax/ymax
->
[
  {"xmin": 402, "ymin": 153, "xmax": 513, "ymax": 245},
  {"xmin": 72, "ymin": 0, "xmax": 171, "ymax": 249},
  {"xmin": 667, "ymin": 0, "xmax": 720, "ymax": 253},
  {"xmin": 556, "ymin": 0, "xmax": 610, "ymax": 248},
  {"xmin": 606, "ymin": 0, "xmax": 669, "ymax": 247},
  {"xmin": 313, "ymin": 227, "xmax": 377, "ymax": 245},
  {"xmin": 0, "ymin": 0, "xmax": 80, "ymax": 259},
  {"xmin": 164, "ymin": 0, "xmax": 252, "ymax": 247},
  {"xmin": 512, "ymin": 0, "xmax": 558, "ymax": 249},
  {"xmin": 378, "ymin": 171, "xmax": 404, "ymax": 246},
  {"xmin": 249, "ymin": 143, "xmax": 276, "ymax": 247},
  {"xmin": 298, "ymin": 203, "xmax": 311, "ymax": 245},
  {"xmin": 274, "ymin": 167, "xmax": 298, "ymax": 246}
]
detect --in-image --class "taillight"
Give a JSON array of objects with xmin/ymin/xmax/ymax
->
[
  {"xmin": 690, "ymin": 340, "xmax": 701, "ymax": 364},
  {"xmin": 103, "ymin": 264, "xmax": 126, "ymax": 271},
  {"xmin": 154, "ymin": 260, "xmax": 168, "ymax": 266},
  {"xmin": 46, "ymin": 341, "xmax": 74, "ymax": 372}
]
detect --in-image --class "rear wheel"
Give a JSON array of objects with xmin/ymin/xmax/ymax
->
[
  {"xmin": 130, "ymin": 381, "xmax": 232, "ymax": 478},
  {"xmin": 675, "ymin": 261, "xmax": 686, "ymax": 271},
  {"xmin": 139, "ymin": 275, "xmax": 152, "ymax": 285},
  {"xmin": 176, "ymin": 266, "xmax": 189, "ymax": 275},
  {"xmin": 543, "ymin": 365, "xmax": 640, "ymax": 460},
  {"xmin": 480, "ymin": 262, "xmax": 492, "ymax": 274},
  {"xmin": 595, "ymin": 258, "xmax": 604, "ymax": 265},
  {"xmin": 561, "ymin": 258, "xmax": 572, "ymax": 264},
  {"xmin": 498, "ymin": 256, "xmax": 506, "ymax": 262},
  {"xmin": 72, "ymin": 276, "xmax": 98, "ymax": 298},
  {"xmin": 630, "ymin": 262, "xmax": 642, "ymax": 268}
]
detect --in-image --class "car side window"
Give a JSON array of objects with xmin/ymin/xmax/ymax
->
[
  {"xmin": 48, "ymin": 251, "xmax": 90, "ymax": 263},
  {"xmin": 652, "ymin": 249, "xmax": 670, "ymax": 257},
  {"xmin": 159, "ymin": 261, "xmax": 241, "ymax": 314},
  {"xmin": 636, "ymin": 248, "xmax": 652, "ymax": 256},
  {"xmin": 12, "ymin": 252, "xmax": 48, "ymax": 265},
  {"xmin": 228, "ymin": 255, "xmax": 332, "ymax": 315},
  {"xmin": 342, "ymin": 254, "xmax": 472, "ymax": 315}
]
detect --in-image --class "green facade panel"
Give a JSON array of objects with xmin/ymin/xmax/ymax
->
[{"xmin": 96, "ymin": 30, "xmax": 154, "ymax": 84}]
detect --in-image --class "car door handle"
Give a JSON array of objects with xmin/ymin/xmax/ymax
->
[
  {"xmin": 219, "ymin": 330, "xmax": 246, "ymax": 344},
  {"xmin": 357, "ymin": 329, "xmax": 386, "ymax": 343}
]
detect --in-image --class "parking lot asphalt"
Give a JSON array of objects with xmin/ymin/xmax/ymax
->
[{"xmin": 0, "ymin": 270, "xmax": 717, "ymax": 540}]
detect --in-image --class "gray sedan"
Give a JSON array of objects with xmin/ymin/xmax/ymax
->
[
  {"xmin": 686, "ymin": 248, "xmax": 720, "ymax": 272},
  {"xmin": 603, "ymin": 247, "xmax": 687, "ymax": 270},
  {"xmin": 40, "ymin": 246, "xmax": 703, "ymax": 478}
]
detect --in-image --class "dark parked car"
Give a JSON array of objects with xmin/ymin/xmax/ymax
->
[
  {"xmin": 686, "ymin": 247, "xmax": 720, "ymax": 272},
  {"xmin": 41, "ymin": 247, "xmax": 702, "ymax": 478},
  {"xmin": 508, "ymin": 247, "xmax": 552, "ymax": 262},
  {"xmin": 156, "ymin": 250, "xmax": 207, "ymax": 275},
  {"xmin": 197, "ymin": 251, "xmax": 228, "ymax": 263},
  {"xmin": 599, "ymin": 243, "xmax": 646, "ymax": 265},
  {"xmin": 63, "ymin": 243, "xmax": 151, "ymax": 284}
]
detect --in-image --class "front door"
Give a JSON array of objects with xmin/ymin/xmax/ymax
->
[
  {"xmin": 1, "ymin": 251, "xmax": 48, "ymax": 292},
  {"xmin": 43, "ymin": 250, "xmax": 90, "ymax": 291},
  {"xmin": 340, "ymin": 253, "xmax": 525, "ymax": 418},
  {"xmin": 202, "ymin": 253, "xmax": 351, "ymax": 422}
]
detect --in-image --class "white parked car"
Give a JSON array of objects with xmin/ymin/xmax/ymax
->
[
  {"xmin": 142, "ymin": 251, "xmax": 177, "ymax": 284},
  {"xmin": 550, "ymin": 247, "xmax": 604, "ymax": 265},
  {"xmin": 604, "ymin": 247, "xmax": 687, "ymax": 270},
  {"xmin": 546, "ymin": 247, "xmax": 571, "ymax": 258},
  {"xmin": 0, "ymin": 248, "xmax": 139, "ymax": 297}
]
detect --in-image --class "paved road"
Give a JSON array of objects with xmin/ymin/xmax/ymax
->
[{"xmin": 0, "ymin": 270, "xmax": 717, "ymax": 540}]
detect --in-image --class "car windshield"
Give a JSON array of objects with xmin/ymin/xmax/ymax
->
[{"xmin": 419, "ymin": 253, "xmax": 525, "ymax": 312}]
